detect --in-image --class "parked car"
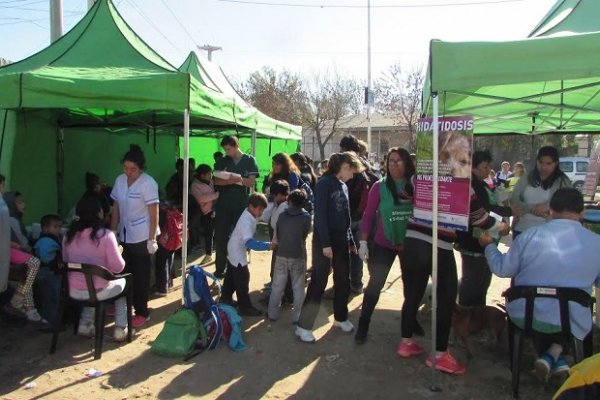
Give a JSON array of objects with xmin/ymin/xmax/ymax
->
[{"xmin": 559, "ymin": 156, "xmax": 589, "ymax": 190}]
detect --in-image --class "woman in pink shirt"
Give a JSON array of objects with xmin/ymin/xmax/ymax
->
[
  {"xmin": 355, "ymin": 147, "xmax": 415, "ymax": 345},
  {"xmin": 63, "ymin": 197, "xmax": 129, "ymax": 342},
  {"xmin": 191, "ymin": 164, "xmax": 219, "ymax": 264}
]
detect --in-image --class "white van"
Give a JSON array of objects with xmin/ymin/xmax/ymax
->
[{"xmin": 559, "ymin": 157, "xmax": 589, "ymax": 190}]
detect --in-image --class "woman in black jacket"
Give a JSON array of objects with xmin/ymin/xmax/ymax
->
[{"xmin": 295, "ymin": 152, "xmax": 364, "ymax": 343}]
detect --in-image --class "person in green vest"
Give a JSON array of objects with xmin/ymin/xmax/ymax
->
[{"xmin": 213, "ymin": 136, "xmax": 259, "ymax": 279}]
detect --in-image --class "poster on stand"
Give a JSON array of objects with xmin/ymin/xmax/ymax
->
[{"xmin": 414, "ymin": 116, "xmax": 473, "ymax": 231}]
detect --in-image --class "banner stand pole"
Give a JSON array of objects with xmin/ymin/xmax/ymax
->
[{"xmin": 430, "ymin": 93, "xmax": 441, "ymax": 393}]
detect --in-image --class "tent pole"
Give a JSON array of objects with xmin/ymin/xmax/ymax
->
[
  {"xmin": 57, "ymin": 127, "xmax": 64, "ymax": 217},
  {"xmin": 181, "ymin": 108, "xmax": 190, "ymax": 305},
  {"xmin": 430, "ymin": 93, "xmax": 441, "ymax": 392}
]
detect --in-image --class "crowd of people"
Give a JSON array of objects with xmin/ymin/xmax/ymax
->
[{"xmin": 0, "ymin": 134, "xmax": 599, "ymax": 384}]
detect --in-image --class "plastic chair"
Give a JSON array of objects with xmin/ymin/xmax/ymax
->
[
  {"xmin": 50, "ymin": 263, "xmax": 132, "ymax": 360},
  {"xmin": 503, "ymin": 286, "xmax": 594, "ymax": 399}
]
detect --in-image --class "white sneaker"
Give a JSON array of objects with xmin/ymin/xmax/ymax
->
[
  {"xmin": 295, "ymin": 326, "xmax": 316, "ymax": 343},
  {"xmin": 333, "ymin": 319, "xmax": 354, "ymax": 333},
  {"xmin": 25, "ymin": 308, "xmax": 45, "ymax": 323},
  {"xmin": 113, "ymin": 326, "xmax": 131, "ymax": 342},
  {"xmin": 77, "ymin": 322, "xmax": 95, "ymax": 337}
]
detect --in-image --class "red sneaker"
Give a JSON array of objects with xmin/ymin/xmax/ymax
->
[
  {"xmin": 132, "ymin": 315, "xmax": 151, "ymax": 329},
  {"xmin": 396, "ymin": 340, "xmax": 424, "ymax": 358},
  {"xmin": 425, "ymin": 351, "xmax": 466, "ymax": 375}
]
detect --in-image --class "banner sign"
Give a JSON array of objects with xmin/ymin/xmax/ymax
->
[{"xmin": 414, "ymin": 116, "xmax": 473, "ymax": 231}]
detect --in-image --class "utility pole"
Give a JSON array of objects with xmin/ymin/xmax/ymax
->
[
  {"xmin": 366, "ymin": 0, "xmax": 372, "ymax": 161},
  {"xmin": 197, "ymin": 44, "xmax": 222, "ymax": 61},
  {"xmin": 50, "ymin": 0, "xmax": 63, "ymax": 43}
]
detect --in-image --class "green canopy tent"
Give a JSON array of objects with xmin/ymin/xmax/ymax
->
[
  {"xmin": 418, "ymin": 0, "xmax": 600, "ymax": 387},
  {"xmin": 0, "ymin": 0, "xmax": 300, "ymax": 223},
  {"xmin": 0, "ymin": 0, "xmax": 300, "ymax": 271}
]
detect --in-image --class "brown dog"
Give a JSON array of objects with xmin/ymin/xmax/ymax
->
[{"xmin": 451, "ymin": 304, "xmax": 506, "ymax": 358}]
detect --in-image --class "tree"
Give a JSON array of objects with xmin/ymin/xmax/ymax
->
[
  {"xmin": 304, "ymin": 72, "xmax": 362, "ymax": 161},
  {"xmin": 374, "ymin": 63, "xmax": 424, "ymax": 152},
  {"xmin": 238, "ymin": 67, "xmax": 308, "ymax": 126}
]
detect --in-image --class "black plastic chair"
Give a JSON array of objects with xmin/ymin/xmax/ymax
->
[
  {"xmin": 503, "ymin": 286, "xmax": 594, "ymax": 398},
  {"xmin": 50, "ymin": 263, "xmax": 133, "ymax": 360}
]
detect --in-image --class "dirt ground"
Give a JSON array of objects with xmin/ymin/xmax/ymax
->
[{"xmin": 0, "ymin": 232, "xmax": 597, "ymax": 400}]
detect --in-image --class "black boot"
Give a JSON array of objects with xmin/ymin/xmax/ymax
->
[{"xmin": 354, "ymin": 316, "xmax": 370, "ymax": 344}]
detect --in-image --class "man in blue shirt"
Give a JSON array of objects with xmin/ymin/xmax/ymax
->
[{"xmin": 480, "ymin": 188, "xmax": 600, "ymax": 381}]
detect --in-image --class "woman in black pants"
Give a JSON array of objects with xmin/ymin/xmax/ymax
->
[
  {"xmin": 399, "ymin": 225, "xmax": 465, "ymax": 375},
  {"xmin": 295, "ymin": 152, "xmax": 364, "ymax": 343},
  {"xmin": 354, "ymin": 147, "xmax": 415, "ymax": 344}
]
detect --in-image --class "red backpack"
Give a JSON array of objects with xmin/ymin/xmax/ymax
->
[{"xmin": 158, "ymin": 205, "xmax": 183, "ymax": 251}]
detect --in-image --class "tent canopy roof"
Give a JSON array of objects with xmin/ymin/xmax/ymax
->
[
  {"xmin": 529, "ymin": 0, "xmax": 600, "ymax": 37},
  {"xmin": 180, "ymin": 52, "xmax": 301, "ymax": 140},
  {"xmin": 0, "ymin": 0, "xmax": 300, "ymax": 137},
  {"xmin": 422, "ymin": 30, "xmax": 600, "ymax": 135}
]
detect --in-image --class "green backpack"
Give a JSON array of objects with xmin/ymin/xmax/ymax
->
[{"xmin": 151, "ymin": 309, "xmax": 207, "ymax": 357}]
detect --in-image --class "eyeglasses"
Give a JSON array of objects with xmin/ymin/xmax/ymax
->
[{"xmin": 388, "ymin": 159, "xmax": 403, "ymax": 165}]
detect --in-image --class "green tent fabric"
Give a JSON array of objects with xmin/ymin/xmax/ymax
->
[
  {"xmin": 529, "ymin": 0, "xmax": 600, "ymax": 37},
  {"xmin": 421, "ymin": 31, "xmax": 600, "ymax": 135},
  {"xmin": 179, "ymin": 52, "xmax": 301, "ymax": 140}
]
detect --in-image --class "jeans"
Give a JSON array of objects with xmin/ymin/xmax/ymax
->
[
  {"xmin": 268, "ymin": 256, "xmax": 306, "ymax": 322},
  {"xmin": 154, "ymin": 246, "xmax": 175, "ymax": 293},
  {"xmin": 458, "ymin": 253, "xmax": 492, "ymax": 307},
  {"xmin": 221, "ymin": 262, "xmax": 253, "ymax": 309},
  {"xmin": 34, "ymin": 266, "xmax": 62, "ymax": 324},
  {"xmin": 360, "ymin": 242, "xmax": 401, "ymax": 322},
  {"xmin": 401, "ymin": 237, "xmax": 457, "ymax": 352},
  {"xmin": 349, "ymin": 225, "xmax": 363, "ymax": 288},
  {"xmin": 298, "ymin": 236, "xmax": 350, "ymax": 330},
  {"xmin": 122, "ymin": 241, "xmax": 150, "ymax": 317},
  {"xmin": 214, "ymin": 207, "xmax": 244, "ymax": 276},
  {"xmin": 70, "ymin": 278, "xmax": 127, "ymax": 327}
]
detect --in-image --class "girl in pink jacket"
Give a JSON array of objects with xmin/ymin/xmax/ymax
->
[{"xmin": 191, "ymin": 164, "xmax": 218, "ymax": 265}]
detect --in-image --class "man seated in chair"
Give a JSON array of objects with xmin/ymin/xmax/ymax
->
[{"xmin": 479, "ymin": 188, "xmax": 600, "ymax": 381}]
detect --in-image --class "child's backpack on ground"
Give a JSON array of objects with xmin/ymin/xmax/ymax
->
[
  {"xmin": 151, "ymin": 309, "xmax": 207, "ymax": 357},
  {"xmin": 298, "ymin": 178, "xmax": 314, "ymax": 214},
  {"xmin": 184, "ymin": 265, "xmax": 223, "ymax": 350},
  {"xmin": 158, "ymin": 205, "xmax": 183, "ymax": 251}
]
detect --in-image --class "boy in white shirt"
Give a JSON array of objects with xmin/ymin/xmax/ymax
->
[{"xmin": 223, "ymin": 192, "xmax": 274, "ymax": 316}]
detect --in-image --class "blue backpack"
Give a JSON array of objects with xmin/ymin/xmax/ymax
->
[
  {"xmin": 184, "ymin": 265, "xmax": 223, "ymax": 350},
  {"xmin": 298, "ymin": 178, "xmax": 314, "ymax": 214}
]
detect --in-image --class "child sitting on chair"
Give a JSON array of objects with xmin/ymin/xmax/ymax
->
[
  {"xmin": 62, "ymin": 197, "xmax": 129, "ymax": 341},
  {"xmin": 3, "ymin": 190, "xmax": 43, "ymax": 322}
]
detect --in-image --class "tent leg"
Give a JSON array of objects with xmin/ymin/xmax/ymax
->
[
  {"xmin": 57, "ymin": 127, "xmax": 64, "ymax": 217},
  {"xmin": 430, "ymin": 93, "xmax": 441, "ymax": 393},
  {"xmin": 181, "ymin": 108, "xmax": 190, "ymax": 305}
]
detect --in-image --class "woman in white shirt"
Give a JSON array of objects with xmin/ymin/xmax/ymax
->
[{"xmin": 110, "ymin": 145, "xmax": 159, "ymax": 329}]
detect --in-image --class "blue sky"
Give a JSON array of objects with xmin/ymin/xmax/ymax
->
[{"xmin": 0, "ymin": 0, "xmax": 556, "ymax": 83}]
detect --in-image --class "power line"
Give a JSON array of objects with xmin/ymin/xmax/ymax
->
[
  {"xmin": 125, "ymin": 0, "xmax": 184, "ymax": 53},
  {"xmin": 159, "ymin": 0, "xmax": 198, "ymax": 47},
  {"xmin": 217, "ymin": 0, "xmax": 525, "ymax": 8}
]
